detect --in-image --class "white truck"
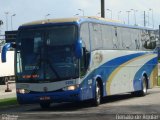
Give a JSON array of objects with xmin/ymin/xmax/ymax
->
[{"xmin": 0, "ymin": 50, "xmax": 15, "ymax": 84}]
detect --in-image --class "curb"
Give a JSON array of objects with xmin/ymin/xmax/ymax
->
[
  {"xmin": 154, "ymin": 86, "xmax": 160, "ymax": 88},
  {"xmin": 0, "ymin": 97, "xmax": 18, "ymax": 110},
  {"xmin": 0, "ymin": 104, "xmax": 19, "ymax": 110}
]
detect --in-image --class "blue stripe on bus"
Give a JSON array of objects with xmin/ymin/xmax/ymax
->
[
  {"xmin": 81, "ymin": 52, "xmax": 147, "ymax": 98},
  {"xmin": 133, "ymin": 57, "xmax": 157, "ymax": 91}
]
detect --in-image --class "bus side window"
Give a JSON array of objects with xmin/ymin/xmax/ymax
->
[
  {"xmin": 148, "ymin": 30, "xmax": 156, "ymax": 49},
  {"xmin": 101, "ymin": 25, "xmax": 113, "ymax": 49},
  {"xmin": 121, "ymin": 27, "xmax": 132, "ymax": 49},
  {"xmin": 80, "ymin": 23, "xmax": 91, "ymax": 77},
  {"xmin": 137, "ymin": 30, "xmax": 142, "ymax": 49},
  {"xmin": 130, "ymin": 29, "xmax": 140, "ymax": 50},
  {"xmin": 112, "ymin": 26, "xmax": 120, "ymax": 49},
  {"xmin": 141, "ymin": 30, "xmax": 151, "ymax": 49},
  {"xmin": 134, "ymin": 29, "xmax": 141, "ymax": 50},
  {"xmin": 80, "ymin": 23, "xmax": 90, "ymax": 51},
  {"xmin": 89, "ymin": 23, "xmax": 102, "ymax": 50}
]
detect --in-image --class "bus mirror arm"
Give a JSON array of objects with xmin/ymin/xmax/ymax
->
[
  {"xmin": 82, "ymin": 47, "xmax": 87, "ymax": 67},
  {"xmin": 1, "ymin": 43, "xmax": 15, "ymax": 63},
  {"xmin": 11, "ymin": 43, "xmax": 16, "ymax": 48},
  {"xmin": 75, "ymin": 39, "xmax": 83, "ymax": 59}
]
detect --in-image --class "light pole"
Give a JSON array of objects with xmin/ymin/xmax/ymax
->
[
  {"xmin": 131, "ymin": 9, "xmax": 138, "ymax": 25},
  {"xmin": 126, "ymin": 11, "xmax": 131, "ymax": 25},
  {"xmin": 118, "ymin": 11, "xmax": 122, "ymax": 20},
  {"xmin": 143, "ymin": 11, "xmax": 146, "ymax": 27},
  {"xmin": 5, "ymin": 12, "xmax": 9, "ymax": 31},
  {"xmin": 45, "ymin": 14, "xmax": 50, "ymax": 19},
  {"xmin": 149, "ymin": 8, "xmax": 154, "ymax": 28},
  {"xmin": 74, "ymin": 14, "xmax": 79, "ymax": 16},
  {"xmin": 106, "ymin": 9, "xmax": 112, "ymax": 19},
  {"xmin": 147, "ymin": 10, "xmax": 150, "ymax": 26},
  {"xmin": 11, "ymin": 14, "xmax": 16, "ymax": 30},
  {"xmin": 78, "ymin": 9, "xmax": 84, "ymax": 16},
  {"xmin": 97, "ymin": 12, "xmax": 101, "ymax": 17}
]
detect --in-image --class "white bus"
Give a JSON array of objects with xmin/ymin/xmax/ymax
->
[{"xmin": 1, "ymin": 17, "xmax": 158, "ymax": 108}]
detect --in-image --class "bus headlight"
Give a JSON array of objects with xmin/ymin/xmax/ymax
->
[
  {"xmin": 63, "ymin": 85, "xmax": 79, "ymax": 91},
  {"xmin": 16, "ymin": 89, "xmax": 30, "ymax": 94}
]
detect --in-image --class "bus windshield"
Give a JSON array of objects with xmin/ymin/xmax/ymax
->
[{"xmin": 16, "ymin": 25, "xmax": 79, "ymax": 83}]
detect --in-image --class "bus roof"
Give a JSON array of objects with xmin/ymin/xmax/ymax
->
[
  {"xmin": 21, "ymin": 17, "xmax": 80, "ymax": 26},
  {"xmin": 21, "ymin": 16, "xmax": 155, "ymax": 31}
]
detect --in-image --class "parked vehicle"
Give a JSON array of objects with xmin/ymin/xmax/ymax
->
[{"xmin": 0, "ymin": 51, "xmax": 15, "ymax": 84}]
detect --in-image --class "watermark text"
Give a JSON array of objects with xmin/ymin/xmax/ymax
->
[
  {"xmin": 116, "ymin": 114, "xmax": 159, "ymax": 120},
  {"xmin": 1, "ymin": 114, "xmax": 18, "ymax": 120}
]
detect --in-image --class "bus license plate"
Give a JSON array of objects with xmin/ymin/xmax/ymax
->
[{"xmin": 40, "ymin": 96, "xmax": 50, "ymax": 100}]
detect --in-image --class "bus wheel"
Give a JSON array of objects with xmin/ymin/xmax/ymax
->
[
  {"xmin": 140, "ymin": 77, "xmax": 147, "ymax": 96},
  {"xmin": 40, "ymin": 102, "xmax": 50, "ymax": 109},
  {"xmin": 136, "ymin": 77, "xmax": 147, "ymax": 96},
  {"xmin": 93, "ymin": 81, "xmax": 101, "ymax": 106}
]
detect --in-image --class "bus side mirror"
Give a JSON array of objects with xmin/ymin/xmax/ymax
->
[
  {"xmin": 1, "ymin": 43, "xmax": 12, "ymax": 63},
  {"xmin": 75, "ymin": 39, "xmax": 82, "ymax": 59}
]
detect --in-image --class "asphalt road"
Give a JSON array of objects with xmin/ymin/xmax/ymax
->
[
  {"xmin": 0, "ymin": 87, "xmax": 160, "ymax": 120},
  {"xmin": 0, "ymin": 83, "xmax": 16, "ymax": 99}
]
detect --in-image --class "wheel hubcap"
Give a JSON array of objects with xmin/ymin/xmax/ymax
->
[
  {"xmin": 96, "ymin": 86, "xmax": 100, "ymax": 103},
  {"xmin": 143, "ymin": 80, "xmax": 147, "ymax": 93}
]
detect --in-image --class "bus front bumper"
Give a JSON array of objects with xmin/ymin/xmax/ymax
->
[{"xmin": 17, "ymin": 89, "xmax": 81, "ymax": 104}]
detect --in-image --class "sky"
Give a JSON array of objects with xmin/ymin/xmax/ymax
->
[{"xmin": 0, "ymin": 0, "xmax": 160, "ymax": 34}]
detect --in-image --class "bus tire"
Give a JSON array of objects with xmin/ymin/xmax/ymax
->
[
  {"xmin": 40, "ymin": 102, "xmax": 50, "ymax": 109},
  {"xmin": 140, "ymin": 76, "xmax": 147, "ymax": 96},
  {"xmin": 135, "ymin": 77, "xmax": 147, "ymax": 96},
  {"xmin": 93, "ymin": 81, "xmax": 101, "ymax": 106}
]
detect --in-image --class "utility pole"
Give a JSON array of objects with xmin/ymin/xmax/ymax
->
[{"xmin": 101, "ymin": 0, "xmax": 105, "ymax": 18}]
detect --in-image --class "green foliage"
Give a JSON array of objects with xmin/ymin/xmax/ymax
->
[
  {"xmin": 0, "ymin": 97, "xmax": 17, "ymax": 107},
  {"xmin": 158, "ymin": 76, "xmax": 160, "ymax": 86}
]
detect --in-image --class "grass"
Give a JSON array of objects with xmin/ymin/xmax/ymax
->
[
  {"xmin": 0, "ymin": 97, "xmax": 18, "ymax": 108},
  {"xmin": 158, "ymin": 76, "xmax": 160, "ymax": 86}
]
